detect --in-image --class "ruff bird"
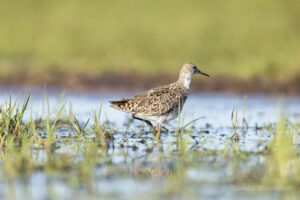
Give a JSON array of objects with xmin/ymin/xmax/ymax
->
[{"xmin": 110, "ymin": 62, "xmax": 209, "ymax": 139}]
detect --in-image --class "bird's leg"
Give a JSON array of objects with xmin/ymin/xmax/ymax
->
[
  {"xmin": 157, "ymin": 123, "xmax": 162, "ymax": 140},
  {"xmin": 131, "ymin": 114, "xmax": 155, "ymax": 132},
  {"xmin": 161, "ymin": 126, "xmax": 169, "ymax": 133}
]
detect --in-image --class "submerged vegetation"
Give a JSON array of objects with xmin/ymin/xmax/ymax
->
[{"xmin": 0, "ymin": 94, "xmax": 299, "ymax": 199}]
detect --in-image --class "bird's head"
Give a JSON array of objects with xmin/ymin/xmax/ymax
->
[
  {"xmin": 179, "ymin": 62, "xmax": 209, "ymax": 80},
  {"xmin": 178, "ymin": 62, "xmax": 209, "ymax": 89}
]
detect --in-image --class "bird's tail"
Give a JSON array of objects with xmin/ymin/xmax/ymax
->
[{"xmin": 109, "ymin": 99, "xmax": 133, "ymax": 112}]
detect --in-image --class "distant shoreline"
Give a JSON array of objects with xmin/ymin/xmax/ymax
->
[{"xmin": 0, "ymin": 72, "xmax": 299, "ymax": 95}]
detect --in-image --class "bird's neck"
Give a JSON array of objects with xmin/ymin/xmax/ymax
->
[{"xmin": 177, "ymin": 73, "xmax": 192, "ymax": 91}]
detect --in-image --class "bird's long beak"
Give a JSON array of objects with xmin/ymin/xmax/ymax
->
[{"xmin": 196, "ymin": 69, "xmax": 209, "ymax": 77}]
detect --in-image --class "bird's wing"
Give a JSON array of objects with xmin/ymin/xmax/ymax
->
[{"xmin": 130, "ymin": 84, "xmax": 187, "ymax": 116}]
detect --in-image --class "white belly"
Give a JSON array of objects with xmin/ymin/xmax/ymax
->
[{"xmin": 137, "ymin": 111, "xmax": 178, "ymax": 124}]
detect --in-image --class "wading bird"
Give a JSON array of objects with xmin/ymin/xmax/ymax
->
[{"xmin": 110, "ymin": 62, "xmax": 209, "ymax": 139}]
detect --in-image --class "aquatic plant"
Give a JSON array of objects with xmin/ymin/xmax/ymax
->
[{"xmin": 0, "ymin": 94, "xmax": 299, "ymax": 199}]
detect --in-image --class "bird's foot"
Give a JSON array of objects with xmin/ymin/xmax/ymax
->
[
  {"xmin": 161, "ymin": 126, "xmax": 169, "ymax": 133},
  {"xmin": 154, "ymin": 126, "xmax": 168, "ymax": 132}
]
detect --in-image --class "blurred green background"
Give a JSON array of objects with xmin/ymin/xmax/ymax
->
[{"xmin": 0, "ymin": 0, "xmax": 299, "ymax": 90}]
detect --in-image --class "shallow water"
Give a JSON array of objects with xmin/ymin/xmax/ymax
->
[
  {"xmin": 26, "ymin": 91, "xmax": 300, "ymax": 151},
  {"xmin": 0, "ymin": 90, "xmax": 299, "ymax": 200},
  {"xmin": 10, "ymin": 91, "xmax": 298, "ymax": 127}
]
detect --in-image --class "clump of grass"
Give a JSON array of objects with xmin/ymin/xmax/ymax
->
[
  {"xmin": 230, "ymin": 96, "xmax": 248, "ymax": 141},
  {"xmin": 226, "ymin": 113, "xmax": 300, "ymax": 188},
  {"xmin": 263, "ymin": 114, "xmax": 300, "ymax": 186},
  {"xmin": 230, "ymin": 98, "xmax": 240, "ymax": 141},
  {"xmin": 71, "ymin": 116, "xmax": 90, "ymax": 138},
  {"xmin": 44, "ymin": 95, "xmax": 66, "ymax": 146},
  {"xmin": 0, "ymin": 93, "xmax": 112, "ymax": 189},
  {"xmin": 0, "ymin": 94, "xmax": 30, "ymax": 147}
]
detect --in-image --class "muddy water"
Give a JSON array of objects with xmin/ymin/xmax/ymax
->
[{"xmin": 0, "ymin": 90, "xmax": 300, "ymax": 200}]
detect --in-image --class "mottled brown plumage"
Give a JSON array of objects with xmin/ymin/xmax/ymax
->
[
  {"xmin": 110, "ymin": 62, "xmax": 209, "ymax": 139},
  {"xmin": 110, "ymin": 83, "xmax": 187, "ymax": 116}
]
